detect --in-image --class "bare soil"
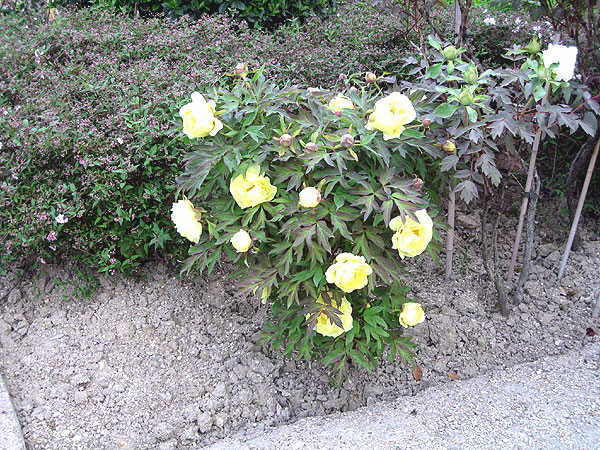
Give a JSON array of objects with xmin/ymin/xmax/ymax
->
[{"xmin": 0, "ymin": 202, "xmax": 599, "ymax": 450}]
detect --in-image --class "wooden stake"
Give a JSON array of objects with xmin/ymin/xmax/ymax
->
[
  {"xmin": 558, "ymin": 136, "xmax": 600, "ymax": 279},
  {"xmin": 445, "ymin": 186, "xmax": 456, "ymax": 280}
]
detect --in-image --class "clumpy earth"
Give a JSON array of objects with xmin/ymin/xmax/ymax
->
[{"xmin": 0, "ymin": 207, "xmax": 599, "ymax": 450}]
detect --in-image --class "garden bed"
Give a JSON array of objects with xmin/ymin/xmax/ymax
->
[{"xmin": 1, "ymin": 200, "xmax": 598, "ymax": 449}]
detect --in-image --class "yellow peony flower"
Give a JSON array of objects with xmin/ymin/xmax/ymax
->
[
  {"xmin": 399, "ymin": 302, "xmax": 425, "ymax": 327},
  {"xmin": 365, "ymin": 92, "xmax": 416, "ymax": 140},
  {"xmin": 328, "ymin": 94, "xmax": 354, "ymax": 112},
  {"xmin": 171, "ymin": 199, "xmax": 202, "ymax": 244},
  {"xmin": 298, "ymin": 187, "xmax": 321, "ymax": 208},
  {"xmin": 306, "ymin": 293, "xmax": 353, "ymax": 338},
  {"xmin": 230, "ymin": 229, "xmax": 252, "ymax": 253},
  {"xmin": 390, "ymin": 209, "xmax": 433, "ymax": 259},
  {"xmin": 179, "ymin": 92, "xmax": 223, "ymax": 139},
  {"xmin": 230, "ymin": 165, "xmax": 277, "ymax": 209},
  {"xmin": 325, "ymin": 253, "xmax": 372, "ymax": 293}
]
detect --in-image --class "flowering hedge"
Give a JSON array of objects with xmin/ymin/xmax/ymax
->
[{"xmin": 172, "ymin": 69, "xmax": 438, "ymax": 378}]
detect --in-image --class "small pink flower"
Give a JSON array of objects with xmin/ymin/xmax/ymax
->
[{"xmin": 46, "ymin": 231, "xmax": 58, "ymax": 241}]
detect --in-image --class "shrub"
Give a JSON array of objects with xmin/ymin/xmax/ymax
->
[
  {"xmin": 172, "ymin": 69, "xmax": 441, "ymax": 380},
  {"xmin": 171, "ymin": 31, "xmax": 598, "ymax": 375},
  {"xmin": 0, "ymin": 5, "xmax": 426, "ymax": 277}
]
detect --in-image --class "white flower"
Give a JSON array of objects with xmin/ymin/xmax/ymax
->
[
  {"xmin": 55, "ymin": 214, "xmax": 68, "ymax": 224},
  {"xmin": 484, "ymin": 17, "xmax": 496, "ymax": 25},
  {"xmin": 542, "ymin": 44, "xmax": 578, "ymax": 82},
  {"xmin": 298, "ymin": 187, "xmax": 321, "ymax": 208},
  {"xmin": 117, "ymin": 137, "xmax": 124, "ymax": 145}
]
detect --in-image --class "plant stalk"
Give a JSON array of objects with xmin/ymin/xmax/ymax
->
[
  {"xmin": 506, "ymin": 82, "xmax": 551, "ymax": 282},
  {"xmin": 514, "ymin": 170, "xmax": 540, "ymax": 305},
  {"xmin": 558, "ymin": 135, "xmax": 600, "ymax": 279}
]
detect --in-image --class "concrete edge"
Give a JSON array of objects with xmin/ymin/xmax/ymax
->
[{"xmin": 0, "ymin": 372, "xmax": 27, "ymax": 450}]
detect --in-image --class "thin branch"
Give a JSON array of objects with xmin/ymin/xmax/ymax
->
[{"xmin": 514, "ymin": 170, "xmax": 540, "ymax": 305}]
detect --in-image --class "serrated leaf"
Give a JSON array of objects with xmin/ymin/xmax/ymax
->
[
  {"xmin": 454, "ymin": 180, "xmax": 479, "ymax": 204},
  {"xmin": 440, "ymin": 154, "xmax": 459, "ymax": 172}
]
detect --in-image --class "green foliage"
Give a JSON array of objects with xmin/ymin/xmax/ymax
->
[
  {"xmin": 409, "ymin": 36, "xmax": 598, "ymax": 205},
  {"xmin": 174, "ymin": 68, "xmax": 438, "ymax": 376},
  {"xmin": 75, "ymin": 0, "xmax": 336, "ymax": 27}
]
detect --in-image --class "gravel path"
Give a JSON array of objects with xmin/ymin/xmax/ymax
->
[{"xmin": 204, "ymin": 342, "xmax": 600, "ymax": 450}]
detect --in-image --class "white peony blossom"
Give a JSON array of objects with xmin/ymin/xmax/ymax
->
[{"xmin": 542, "ymin": 44, "xmax": 578, "ymax": 82}]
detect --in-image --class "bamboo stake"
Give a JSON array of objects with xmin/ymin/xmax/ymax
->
[
  {"xmin": 506, "ymin": 82, "xmax": 551, "ymax": 282},
  {"xmin": 445, "ymin": 186, "xmax": 456, "ymax": 280},
  {"xmin": 558, "ymin": 136, "xmax": 600, "ymax": 279}
]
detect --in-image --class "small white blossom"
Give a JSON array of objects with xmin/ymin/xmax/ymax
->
[
  {"xmin": 55, "ymin": 214, "xmax": 68, "ymax": 224},
  {"xmin": 117, "ymin": 137, "xmax": 124, "ymax": 145},
  {"xmin": 484, "ymin": 17, "xmax": 496, "ymax": 25}
]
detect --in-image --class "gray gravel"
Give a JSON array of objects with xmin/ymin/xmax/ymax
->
[{"xmin": 203, "ymin": 342, "xmax": 600, "ymax": 450}]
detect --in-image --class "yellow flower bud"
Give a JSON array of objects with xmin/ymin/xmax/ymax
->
[
  {"xmin": 458, "ymin": 89, "xmax": 474, "ymax": 106},
  {"xmin": 304, "ymin": 142, "xmax": 318, "ymax": 153},
  {"xmin": 464, "ymin": 64, "xmax": 479, "ymax": 85},
  {"xmin": 442, "ymin": 45, "xmax": 459, "ymax": 61},
  {"xmin": 399, "ymin": 302, "xmax": 425, "ymax": 327},
  {"xmin": 230, "ymin": 229, "xmax": 252, "ymax": 253},
  {"xmin": 233, "ymin": 62, "xmax": 249, "ymax": 77},
  {"xmin": 279, "ymin": 133, "xmax": 293, "ymax": 147},
  {"xmin": 442, "ymin": 140, "xmax": 456, "ymax": 155},
  {"xmin": 340, "ymin": 133, "xmax": 355, "ymax": 148},
  {"xmin": 525, "ymin": 36, "xmax": 541, "ymax": 54},
  {"xmin": 365, "ymin": 72, "xmax": 378, "ymax": 83}
]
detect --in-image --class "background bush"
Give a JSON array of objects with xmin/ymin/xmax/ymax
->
[
  {"xmin": 1, "ymin": 0, "xmax": 597, "ymax": 279},
  {"xmin": 50, "ymin": 0, "xmax": 335, "ymax": 27}
]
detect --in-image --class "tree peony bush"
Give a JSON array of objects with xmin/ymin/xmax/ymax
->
[{"xmin": 173, "ymin": 68, "xmax": 438, "ymax": 380}]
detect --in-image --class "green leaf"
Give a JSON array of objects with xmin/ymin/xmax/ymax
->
[
  {"xmin": 425, "ymin": 63, "xmax": 443, "ymax": 79},
  {"xmin": 434, "ymin": 103, "xmax": 460, "ymax": 119},
  {"xmin": 533, "ymin": 83, "xmax": 546, "ymax": 102},
  {"xmin": 466, "ymin": 106, "xmax": 478, "ymax": 123},
  {"xmin": 428, "ymin": 35, "xmax": 442, "ymax": 51}
]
